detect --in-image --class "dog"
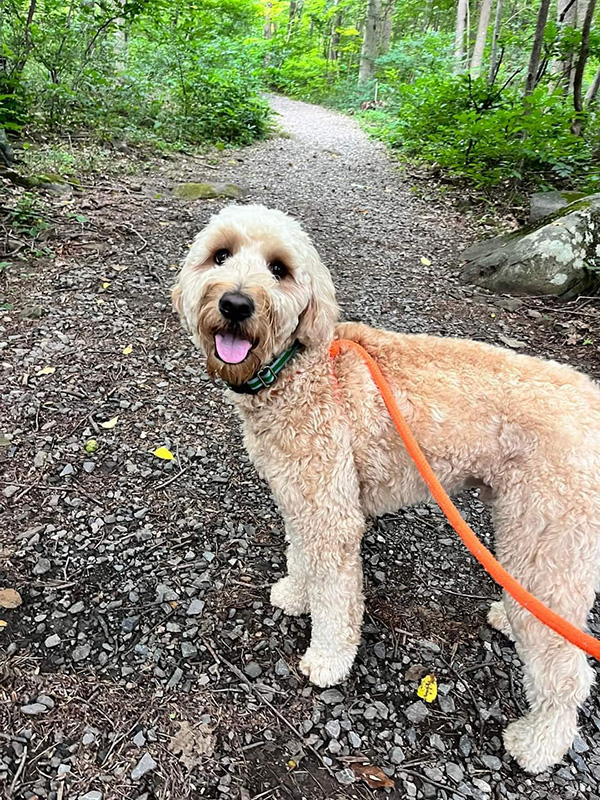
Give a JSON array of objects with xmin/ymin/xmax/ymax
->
[{"xmin": 173, "ymin": 204, "xmax": 600, "ymax": 774}]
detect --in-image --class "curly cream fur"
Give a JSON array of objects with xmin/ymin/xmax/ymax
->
[{"xmin": 174, "ymin": 204, "xmax": 600, "ymax": 774}]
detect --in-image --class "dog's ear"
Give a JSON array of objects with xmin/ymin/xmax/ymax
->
[
  {"xmin": 171, "ymin": 283, "xmax": 187, "ymax": 329},
  {"xmin": 296, "ymin": 266, "xmax": 339, "ymax": 347}
]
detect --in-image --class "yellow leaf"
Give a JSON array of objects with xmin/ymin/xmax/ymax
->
[
  {"xmin": 0, "ymin": 620, "xmax": 7, "ymax": 628},
  {"xmin": 286, "ymin": 760, "xmax": 297, "ymax": 770},
  {"xmin": 122, "ymin": 344, "xmax": 133, "ymax": 355},
  {"xmin": 420, "ymin": 256, "xmax": 432, "ymax": 266},
  {"xmin": 417, "ymin": 673, "xmax": 438, "ymax": 703},
  {"xmin": 99, "ymin": 416, "xmax": 118, "ymax": 429},
  {"xmin": 36, "ymin": 366, "xmax": 56, "ymax": 376},
  {"xmin": 96, "ymin": 298, "xmax": 105, "ymax": 306},
  {"xmin": 0, "ymin": 589, "xmax": 22, "ymax": 609},
  {"xmin": 102, "ymin": 281, "xmax": 111, "ymax": 290},
  {"xmin": 153, "ymin": 446, "xmax": 174, "ymax": 461}
]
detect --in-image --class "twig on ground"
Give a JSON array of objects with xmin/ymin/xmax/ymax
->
[
  {"xmin": 400, "ymin": 767, "xmax": 468, "ymax": 798},
  {"xmin": 205, "ymin": 641, "xmax": 336, "ymax": 779},
  {"xmin": 154, "ymin": 465, "xmax": 191, "ymax": 491},
  {"xmin": 8, "ymin": 745, "xmax": 28, "ymax": 797}
]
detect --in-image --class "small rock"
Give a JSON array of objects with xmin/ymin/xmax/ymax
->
[
  {"xmin": 348, "ymin": 731, "xmax": 361, "ymax": 748},
  {"xmin": 325, "ymin": 720, "xmax": 341, "ymax": 739},
  {"xmin": 446, "ymin": 763, "xmax": 464, "ymax": 783},
  {"xmin": 186, "ymin": 598, "xmax": 205, "ymax": 616},
  {"xmin": 33, "ymin": 558, "xmax": 51, "ymax": 575},
  {"xmin": 133, "ymin": 731, "xmax": 146, "ymax": 747},
  {"xmin": 72, "ymin": 644, "xmax": 91, "ymax": 662},
  {"xmin": 244, "ymin": 661, "xmax": 262, "ymax": 679},
  {"xmin": 459, "ymin": 734, "xmax": 472, "ymax": 757},
  {"xmin": 319, "ymin": 688, "xmax": 344, "ymax": 705},
  {"xmin": 60, "ymin": 463, "xmax": 74, "ymax": 477},
  {"xmin": 37, "ymin": 695, "xmax": 54, "ymax": 709},
  {"xmin": 82, "ymin": 732, "xmax": 95, "ymax": 746},
  {"xmin": 572, "ymin": 735, "xmax": 589, "ymax": 754},
  {"xmin": 21, "ymin": 703, "xmax": 49, "ymax": 716},
  {"xmin": 274, "ymin": 658, "xmax": 290, "ymax": 677},
  {"xmin": 79, "ymin": 792, "xmax": 102, "ymax": 800},
  {"xmin": 2, "ymin": 485, "xmax": 19, "ymax": 498},
  {"xmin": 131, "ymin": 753, "xmax": 157, "ymax": 780},
  {"xmin": 181, "ymin": 642, "xmax": 197, "ymax": 658},
  {"xmin": 45, "ymin": 634, "xmax": 61, "ymax": 648},
  {"xmin": 390, "ymin": 746, "xmax": 405, "ymax": 764},
  {"xmin": 480, "ymin": 754, "xmax": 502, "ymax": 771},
  {"xmin": 336, "ymin": 768, "xmax": 356, "ymax": 786},
  {"xmin": 404, "ymin": 701, "xmax": 429, "ymax": 725}
]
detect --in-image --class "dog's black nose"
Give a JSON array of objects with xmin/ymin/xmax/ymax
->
[{"xmin": 219, "ymin": 291, "xmax": 254, "ymax": 322}]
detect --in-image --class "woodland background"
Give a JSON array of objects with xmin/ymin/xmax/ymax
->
[{"xmin": 1, "ymin": 0, "xmax": 599, "ymax": 199}]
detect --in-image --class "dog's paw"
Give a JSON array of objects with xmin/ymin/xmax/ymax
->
[
  {"xmin": 299, "ymin": 646, "xmax": 356, "ymax": 688},
  {"xmin": 503, "ymin": 715, "xmax": 571, "ymax": 774},
  {"xmin": 488, "ymin": 600, "xmax": 514, "ymax": 640},
  {"xmin": 270, "ymin": 577, "xmax": 309, "ymax": 617}
]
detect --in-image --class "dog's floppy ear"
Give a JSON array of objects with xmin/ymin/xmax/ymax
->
[
  {"xmin": 171, "ymin": 283, "xmax": 187, "ymax": 329},
  {"xmin": 296, "ymin": 262, "xmax": 339, "ymax": 347}
]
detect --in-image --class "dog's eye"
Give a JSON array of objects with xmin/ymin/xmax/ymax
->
[
  {"xmin": 269, "ymin": 260, "xmax": 288, "ymax": 280},
  {"xmin": 214, "ymin": 249, "xmax": 231, "ymax": 266}
]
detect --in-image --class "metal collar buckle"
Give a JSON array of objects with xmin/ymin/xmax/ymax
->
[{"xmin": 256, "ymin": 366, "xmax": 277, "ymax": 388}]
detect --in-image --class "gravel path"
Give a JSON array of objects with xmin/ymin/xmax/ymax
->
[{"xmin": 1, "ymin": 95, "xmax": 600, "ymax": 800}]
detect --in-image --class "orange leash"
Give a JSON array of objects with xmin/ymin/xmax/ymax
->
[{"xmin": 331, "ymin": 338, "xmax": 600, "ymax": 660}]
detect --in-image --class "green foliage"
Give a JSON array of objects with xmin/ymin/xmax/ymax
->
[
  {"xmin": 364, "ymin": 73, "xmax": 598, "ymax": 189},
  {"xmin": 1, "ymin": 0, "xmax": 270, "ymax": 148}
]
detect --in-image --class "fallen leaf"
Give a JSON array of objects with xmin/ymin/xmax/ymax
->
[
  {"xmin": 153, "ymin": 446, "xmax": 174, "ymax": 461},
  {"xmin": 498, "ymin": 334, "xmax": 526, "ymax": 349},
  {"xmin": 85, "ymin": 439, "xmax": 99, "ymax": 453},
  {"xmin": 112, "ymin": 265, "xmax": 128, "ymax": 273},
  {"xmin": 420, "ymin": 256, "xmax": 432, "ymax": 266},
  {"xmin": 169, "ymin": 721, "xmax": 215, "ymax": 769},
  {"xmin": 36, "ymin": 366, "xmax": 56, "ymax": 376},
  {"xmin": 96, "ymin": 298, "xmax": 105, "ymax": 306},
  {"xmin": 286, "ymin": 760, "xmax": 297, "ymax": 770},
  {"xmin": 102, "ymin": 281, "xmax": 111, "ymax": 289},
  {"xmin": 417, "ymin": 673, "xmax": 438, "ymax": 703},
  {"xmin": 99, "ymin": 417, "xmax": 118, "ymax": 429},
  {"xmin": 351, "ymin": 763, "xmax": 394, "ymax": 790},
  {"xmin": 0, "ymin": 589, "xmax": 22, "ymax": 609},
  {"xmin": 122, "ymin": 344, "xmax": 133, "ymax": 355},
  {"xmin": 0, "ymin": 620, "xmax": 7, "ymax": 628}
]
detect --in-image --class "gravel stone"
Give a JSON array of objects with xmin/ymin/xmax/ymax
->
[
  {"xmin": 336, "ymin": 768, "xmax": 356, "ymax": 786},
  {"xmin": 480, "ymin": 754, "xmax": 502, "ymax": 771},
  {"xmin": 244, "ymin": 662, "xmax": 262, "ymax": 679},
  {"xmin": 390, "ymin": 746, "xmax": 405, "ymax": 764},
  {"xmin": 79, "ymin": 792, "xmax": 102, "ymax": 800},
  {"xmin": 44, "ymin": 634, "xmax": 61, "ymax": 648},
  {"xmin": 325, "ymin": 720, "xmax": 341, "ymax": 739},
  {"xmin": 131, "ymin": 753, "xmax": 157, "ymax": 780},
  {"xmin": 319, "ymin": 689, "xmax": 344, "ymax": 705},
  {"xmin": 20, "ymin": 703, "xmax": 49, "ymax": 716},
  {"xmin": 404, "ymin": 701, "xmax": 429, "ymax": 724},
  {"xmin": 446, "ymin": 762, "xmax": 464, "ymax": 783},
  {"xmin": 33, "ymin": 558, "xmax": 51, "ymax": 575}
]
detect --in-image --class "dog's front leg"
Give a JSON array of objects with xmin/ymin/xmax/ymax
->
[{"xmin": 270, "ymin": 526, "xmax": 310, "ymax": 617}]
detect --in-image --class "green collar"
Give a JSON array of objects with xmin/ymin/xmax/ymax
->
[{"xmin": 225, "ymin": 340, "xmax": 304, "ymax": 395}]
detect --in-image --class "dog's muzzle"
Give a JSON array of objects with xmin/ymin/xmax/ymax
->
[{"xmin": 218, "ymin": 291, "xmax": 254, "ymax": 323}]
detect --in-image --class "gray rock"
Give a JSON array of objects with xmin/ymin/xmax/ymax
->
[
  {"xmin": 72, "ymin": 644, "xmax": 91, "ymax": 662},
  {"xmin": 181, "ymin": 642, "xmax": 197, "ymax": 658},
  {"xmin": 82, "ymin": 732, "xmax": 95, "ymax": 746},
  {"xmin": 133, "ymin": 731, "xmax": 146, "ymax": 747},
  {"xmin": 21, "ymin": 703, "xmax": 49, "ymax": 716},
  {"xmin": 131, "ymin": 753, "xmax": 157, "ymax": 780},
  {"xmin": 459, "ymin": 734, "xmax": 472, "ymax": 757},
  {"xmin": 480, "ymin": 754, "xmax": 502, "ymax": 771},
  {"xmin": 325, "ymin": 720, "xmax": 341, "ymax": 739},
  {"xmin": 79, "ymin": 792, "xmax": 103, "ymax": 800},
  {"xmin": 45, "ymin": 634, "xmax": 61, "ymax": 648},
  {"xmin": 37, "ymin": 695, "xmax": 54, "ymax": 709},
  {"xmin": 348, "ymin": 731, "xmax": 361, "ymax": 748},
  {"xmin": 319, "ymin": 689, "xmax": 344, "ymax": 705},
  {"xmin": 244, "ymin": 661, "xmax": 262, "ymax": 679},
  {"xmin": 390, "ymin": 746, "xmax": 405, "ymax": 764},
  {"xmin": 60, "ymin": 463, "xmax": 74, "ymax": 477},
  {"xmin": 336, "ymin": 768, "xmax": 356, "ymax": 785},
  {"xmin": 446, "ymin": 762, "xmax": 464, "ymax": 783},
  {"xmin": 530, "ymin": 191, "xmax": 588, "ymax": 223},
  {"xmin": 186, "ymin": 598, "xmax": 205, "ymax": 616},
  {"xmin": 33, "ymin": 558, "xmax": 51, "ymax": 575},
  {"xmin": 404, "ymin": 701, "xmax": 429, "ymax": 725},
  {"xmin": 274, "ymin": 658, "xmax": 290, "ymax": 677},
  {"xmin": 461, "ymin": 194, "xmax": 600, "ymax": 299}
]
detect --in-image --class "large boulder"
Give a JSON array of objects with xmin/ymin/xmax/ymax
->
[
  {"xmin": 529, "ymin": 190, "xmax": 589, "ymax": 223},
  {"xmin": 461, "ymin": 194, "xmax": 600, "ymax": 299}
]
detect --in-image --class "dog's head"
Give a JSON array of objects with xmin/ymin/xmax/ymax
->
[{"xmin": 172, "ymin": 204, "xmax": 338, "ymax": 386}]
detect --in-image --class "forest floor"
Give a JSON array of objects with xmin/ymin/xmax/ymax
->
[{"xmin": 1, "ymin": 95, "xmax": 600, "ymax": 800}]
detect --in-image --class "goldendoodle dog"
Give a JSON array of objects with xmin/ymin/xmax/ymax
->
[{"xmin": 173, "ymin": 203, "xmax": 600, "ymax": 774}]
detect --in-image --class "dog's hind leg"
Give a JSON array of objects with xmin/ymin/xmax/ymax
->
[
  {"xmin": 488, "ymin": 596, "xmax": 515, "ymax": 640},
  {"xmin": 493, "ymin": 494, "xmax": 598, "ymax": 773}
]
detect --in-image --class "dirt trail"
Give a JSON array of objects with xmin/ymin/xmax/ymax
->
[{"xmin": 1, "ymin": 96, "xmax": 599, "ymax": 799}]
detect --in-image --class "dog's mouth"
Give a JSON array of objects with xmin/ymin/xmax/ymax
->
[{"xmin": 214, "ymin": 332, "xmax": 254, "ymax": 364}]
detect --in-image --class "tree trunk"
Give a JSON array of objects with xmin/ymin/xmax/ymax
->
[
  {"xmin": 379, "ymin": 0, "xmax": 394, "ymax": 57},
  {"xmin": 328, "ymin": 0, "xmax": 342, "ymax": 60},
  {"xmin": 524, "ymin": 0, "xmax": 552, "ymax": 96},
  {"xmin": 572, "ymin": 0, "xmax": 597, "ymax": 131},
  {"xmin": 551, "ymin": 0, "xmax": 577, "ymax": 90},
  {"xmin": 454, "ymin": 0, "xmax": 469, "ymax": 74},
  {"xmin": 264, "ymin": 1, "xmax": 273, "ymax": 39},
  {"xmin": 471, "ymin": 0, "xmax": 493, "ymax": 75},
  {"xmin": 584, "ymin": 63, "xmax": 600, "ymax": 106},
  {"xmin": 488, "ymin": 0, "xmax": 504, "ymax": 83},
  {"xmin": 359, "ymin": 0, "xmax": 382, "ymax": 84}
]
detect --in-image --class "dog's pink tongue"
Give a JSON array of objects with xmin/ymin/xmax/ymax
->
[{"xmin": 215, "ymin": 333, "xmax": 252, "ymax": 364}]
